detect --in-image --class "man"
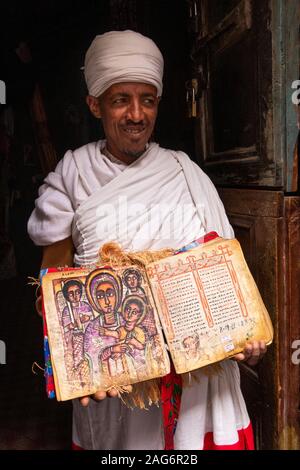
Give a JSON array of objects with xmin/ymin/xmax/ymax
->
[{"xmin": 28, "ymin": 30, "xmax": 266, "ymax": 450}]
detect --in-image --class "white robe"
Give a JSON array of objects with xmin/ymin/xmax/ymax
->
[{"xmin": 28, "ymin": 140, "xmax": 250, "ymax": 450}]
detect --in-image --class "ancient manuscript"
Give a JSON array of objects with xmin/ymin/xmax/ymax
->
[
  {"xmin": 41, "ymin": 265, "xmax": 170, "ymax": 401},
  {"xmin": 146, "ymin": 236, "xmax": 273, "ymax": 374},
  {"xmin": 41, "ymin": 234, "xmax": 273, "ymax": 400}
]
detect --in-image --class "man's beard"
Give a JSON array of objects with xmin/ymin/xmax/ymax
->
[{"xmin": 122, "ymin": 147, "xmax": 145, "ymax": 159}]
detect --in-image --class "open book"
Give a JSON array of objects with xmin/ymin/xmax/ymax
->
[{"xmin": 41, "ymin": 233, "xmax": 273, "ymax": 401}]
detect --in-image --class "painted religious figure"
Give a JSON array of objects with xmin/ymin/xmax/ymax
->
[
  {"xmin": 84, "ymin": 268, "xmax": 125, "ymax": 380},
  {"xmin": 43, "ymin": 264, "xmax": 170, "ymax": 399}
]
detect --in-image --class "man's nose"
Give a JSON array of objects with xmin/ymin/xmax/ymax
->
[
  {"xmin": 127, "ymin": 99, "xmax": 144, "ymax": 122},
  {"xmin": 105, "ymin": 295, "xmax": 110, "ymax": 305}
]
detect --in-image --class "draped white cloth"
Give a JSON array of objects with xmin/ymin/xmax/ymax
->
[{"xmin": 28, "ymin": 141, "xmax": 250, "ymax": 450}]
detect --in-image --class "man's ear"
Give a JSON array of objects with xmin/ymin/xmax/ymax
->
[{"xmin": 86, "ymin": 95, "xmax": 101, "ymax": 118}]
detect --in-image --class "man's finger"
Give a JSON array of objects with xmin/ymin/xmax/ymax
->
[
  {"xmin": 93, "ymin": 390, "xmax": 107, "ymax": 401},
  {"xmin": 243, "ymin": 343, "xmax": 253, "ymax": 358},
  {"xmin": 107, "ymin": 388, "xmax": 119, "ymax": 398},
  {"xmin": 79, "ymin": 396, "xmax": 90, "ymax": 407},
  {"xmin": 249, "ymin": 340, "xmax": 260, "ymax": 358},
  {"xmin": 232, "ymin": 352, "xmax": 245, "ymax": 362},
  {"xmin": 259, "ymin": 340, "xmax": 267, "ymax": 354}
]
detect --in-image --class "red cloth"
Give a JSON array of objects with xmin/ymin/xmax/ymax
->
[
  {"xmin": 202, "ymin": 422, "xmax": 255, "ymax": 450},
  {"xmin": 161, "ymin": 365, "xmax": 183, "ymax": 450}
]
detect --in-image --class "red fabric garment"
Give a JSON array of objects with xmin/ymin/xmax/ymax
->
[
  {"xmin": 161, "ymin": 365, "xmax": 183, "ymax": 450},
  {"xmin": 202, "ymin": 422, "xmax": 255, "ymax": 450},
  {"xmin": 72, "ymin": 442, "xmax": 84, "ymax": 450}
]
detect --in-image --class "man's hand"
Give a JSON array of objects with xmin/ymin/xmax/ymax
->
[
  {"xmin": 233, "ymin": 340, "xmax": 267, "ymax": 366},
  {"xmin": 79, "ymin": 385, "xmax": 132, "ymax": 407}
]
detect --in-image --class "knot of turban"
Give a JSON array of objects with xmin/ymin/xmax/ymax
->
[{"xmin": 84, "ymin": 30, "xmax": 164, "ymax": 98}]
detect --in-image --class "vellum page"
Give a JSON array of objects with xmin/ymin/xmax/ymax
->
[
  {"xmin": 42, "ymin": 265, "xmax": 170, "ymax": 401},
  {"xmin": 146, "ymin": 237, "xmax": 273, "ymax": 374}
]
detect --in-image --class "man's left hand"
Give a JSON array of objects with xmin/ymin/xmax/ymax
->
[{"xmin": 233, "ymin": 340, "xmax": 267, "ymax": 366}]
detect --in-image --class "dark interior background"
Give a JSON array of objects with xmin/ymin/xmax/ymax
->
[{"xmin": 0, "ymin": 0, "xmax": 195, "ymax": 449}]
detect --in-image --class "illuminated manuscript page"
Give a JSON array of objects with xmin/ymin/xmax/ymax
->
[
  {"xmin": 146, "ymin": 238, "xmax": 273, "ymax": 374},
  {"xmin": 42, "ymin": 265, "xmax": 170, "ymax": 401}
]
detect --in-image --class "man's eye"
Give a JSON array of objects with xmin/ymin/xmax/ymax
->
[
  {"xmin": 112, "ymin": 98, "xmax": 127, "ymax": 105},
  {"xmin": 143, "ymin": 98, "xmax": 155, "ymax": 105}
]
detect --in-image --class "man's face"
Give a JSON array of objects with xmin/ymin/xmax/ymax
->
[
  {"xmin": 96, "ymin": 282, "xmax": 116, "ymax": 314},
  {"xmin": 67, "ymin": 285, "xmax": 81, "ymax": 304},
  {"xmin": 87, "ymin": 82, "xmax": 159, "ymax": 164}
]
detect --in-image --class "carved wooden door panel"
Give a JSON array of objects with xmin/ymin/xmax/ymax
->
[{"xmin": 188, "ymin": 0, "xmax": 300, "ymax": 449}]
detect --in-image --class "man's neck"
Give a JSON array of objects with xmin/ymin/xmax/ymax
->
[
  {"xmin": 102, "ymin": 142, "xmax": 150, "ymax": 165},
  {"xmin": 102, "ymin": 146, "xmax": 127, "ymax": 165}
]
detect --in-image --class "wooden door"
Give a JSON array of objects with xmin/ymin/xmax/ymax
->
[{"xmin": 188, "ymin": 0, "xmax": 300, "ymax": 449}]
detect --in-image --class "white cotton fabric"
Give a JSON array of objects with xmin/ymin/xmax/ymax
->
[
  {"xmin": 28, "ymin": 141, "xmax": 234, "ymax": 260},
  {"xmin": 84, "ymin": 30, "xmax": 164, "ymax": 98},
  {"xmin": 174, "ymin": 362, "xmax": 250, "ymax": 449},
  {"xmin": 28, "ymin": 141, "xmax": 251, "ymax": 450}
]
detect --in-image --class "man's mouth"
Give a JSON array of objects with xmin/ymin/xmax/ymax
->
[{"xmin": 122, "ymin": 126, "xmax": 146, "ymax": 135}]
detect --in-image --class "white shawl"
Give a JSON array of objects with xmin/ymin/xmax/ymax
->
[{"xmin": 28, "ymin": 141, "xmax": 233, "ymax": 265}]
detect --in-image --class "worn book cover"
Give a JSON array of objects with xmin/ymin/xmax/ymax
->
[{"xmin": 41, "ymin": 233, "xmax": 273, "ymax": 400}]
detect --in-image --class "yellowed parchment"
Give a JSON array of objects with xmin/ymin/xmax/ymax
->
[
  {"xmin": 42, "ymin": 265, "xmax": 170, "ymax": 401},
  {"xmin": 146, "ymin": 237, "xmax": 273, "ymax": 374}
]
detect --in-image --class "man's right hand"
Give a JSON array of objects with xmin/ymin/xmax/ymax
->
[{"xmin": 79, "ymin": 385, "xmax": 132, "ymax": 406}]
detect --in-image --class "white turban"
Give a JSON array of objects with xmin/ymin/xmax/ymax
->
[{"xmin": 84, "ymin": 30, "xmax": 164, "ymax": 98}]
